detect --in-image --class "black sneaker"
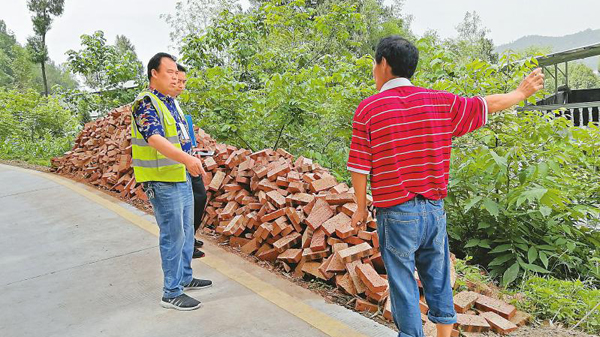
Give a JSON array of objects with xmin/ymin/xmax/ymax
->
[
  {"xmin": 160, "ymin": 293, "xmax": 202, "ymax": 311},
  {"xmin": 184, "ymin": 278, "xmax": 212, "ymax": 290},
  {"xmin": 195, "ymin": 239, "xmax": 204, "ymax": 248},
  {"xmin": 193, "ymin": 249, "xmax": 205, "ymax": 259}
]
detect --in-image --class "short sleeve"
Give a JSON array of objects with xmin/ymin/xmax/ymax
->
[
  {"xmin": 132, "ymin": 97, "xmax": 166, "ymax": 142},
  {"xmin": 347, "ymin": 104, "xmax": 373, "ymax": 175},
  {"xmin": 448, "ymin": 94, "xmax": 488, "ymax": 138}
]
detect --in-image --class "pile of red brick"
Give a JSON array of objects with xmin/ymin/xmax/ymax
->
[
  {"xmin": 50, "ymin": 106, "xmax": 145, "ymax": 201},
  {"xmin": 51, "ymin": 105, "xmax": 530, "ymax": 336}
]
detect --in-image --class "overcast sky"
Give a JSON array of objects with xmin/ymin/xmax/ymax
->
[{"xmin": 1, "ymin": 0, "xmax": 599, "ymax": 67}]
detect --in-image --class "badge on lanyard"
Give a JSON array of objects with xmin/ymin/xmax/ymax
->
[{"xmin": 178, "ymin": 122, "xmax": 191, "ymax": 140}]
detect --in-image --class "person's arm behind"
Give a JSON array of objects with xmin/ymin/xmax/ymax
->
[{"xmin": 485, "ymin": 68, "xmax": 545, "ymax": 113}]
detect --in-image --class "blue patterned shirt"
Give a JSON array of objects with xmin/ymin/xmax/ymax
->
[{"xmin": 132, "ymin": 88, "xmax": 192, "ymax": 154}]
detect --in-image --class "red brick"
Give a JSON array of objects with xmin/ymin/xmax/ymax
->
[
  {"xmin": 481, "ymin": 311, "xmax": 518, "ymax": 334},
  {"xmin": 302, "ymin": 247, "xmax": 330, "ymax": 261},
  {"xmin": 271, "ymin": 217, "xmax": 288, "ymax": 236},
  {"xmin": 338, "ymin": 242, "xmax": 373, "ymax": 263},
  {"xmin": 318, "ymin": 255, "xmax": 334, "ymax": 280},
  {"xmin": 266, "ymin": 190, "xmax": 286, "ymax": 208},
  {"xmin": 335, "ymin": 273, "xmax": 357, "ymax": 296},
  {"xmin": 340, "ymin": 203, "xmax": 358, "ymax": 217},
  {"xmin": 355, "ymin": 299, "xmax": 378, "ymax": 313},
  {"xmin": 289, "ymin": 193, "xmax": 315, "ymax": 205},
  {"xmin": 277, "ymin": 248, "xmax": 302, "ymax": 264},
  {"xmin": 325, "ymin": 252, "xmax": 346, "ymax": 273},
  {"xmin": 355, "ymin": 263, "xmax": 387, "ymax": 293},
  {"xmin": 509, "ymin": 311, "xmax": 531, "ymax": 327},
  {"xmin": 287, "ymin": 181, "xmax": 304, "ymax": 193},
  {"xmin": 310, "ymin": 228, "xmax": 327, "ymax": 251},
  {"xmin": 332, "ymin": 242, "xmax": 349, "ymax": 252},
  {"xmin": 222, "ymin": 215, "xmax": 244, "ymax": 236},
  {"xmin": 229, "ymin": 236, "xmax": 250, "ymax": 248},
  {"xmin": 330, "ymin": 183, "xmax": 349, "ymax": 194},
  {"xmin": 309, "ymin": 176, "xmax": 338, "ymax": 193},
  {"xmin": 301, "ymin": 261, "xmax": 328, "ymax": 280},
  {"xmin": 224, "ymin": 183, "xmax": 242, "ymax": 192},
  {"xmin": 453, "ymin": 291, "xmax": 479, "ymax": 313},
  {"xmin": 257, "ymin": 247, "xmax": 279, "ymax": 262},
  {"xmin": 475, "ymin": 294, "xmax": 516, "ymax": 319},
  {"xmin": 358, "ymin": 231, "xmax": 373, "ymax": 241},
  {"xmin": 221, "ymin": 200, "xmax": 240, "ymax": 218},
  {"xmin": 343, "ymin": 236, "xmax": 366, "ymax": 246},
  {"xmin": 365, "ymin": 285, "xmax": 388, "ymax": 303},
  {"xmin": 301, "ymin": 227, "xmax": 313, "ymax": 248},
  {"xmin": 455, "ymin": 314, "xmax": 490, "ymax": 333},
  {"xmin": 203, "ymin": 156, "xmax": 218, "ymax": 171},
  {"xmin": 321, "ymin": 212, "xmax": 351, "ymax": 236},
  {"xmin": 261, "ymin": 208, "xmax": 286, "ymax": 222},
  {"xmin": 383, "ymin": 297, "xmax": 392, "ymax": 321},
  {"xmin": 325, "ymin": 193, "xmax": 355, "ymax": 205},
  {"xmin": 346, "ymin": 260, "xmax": 367, "ymax": 294},
  {"xmin": 208, "ymin": 171, "xmax": 226, "ymax": 191},
  {"xmin": 273, "ymin": 232, "xmax": 301, "ymax": 253},
  {"xmin": 335, "ymin": 220, "xmax": 357, "ymax": 239},
  {"xmin": 305, "ymin": 198, "xmax": 334, "ymax": 230}
]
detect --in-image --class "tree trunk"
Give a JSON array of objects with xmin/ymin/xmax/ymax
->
[
  {"xmin": 41, "ymin": 61, "xmax": 48, "ymax": 96},
  {"xmin": 41, "ymin": 33, "xmax": 49, "ymax": 96}
]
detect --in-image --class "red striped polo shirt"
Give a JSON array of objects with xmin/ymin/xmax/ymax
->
[{"xmin": 347, "ymin": 78, "xmax": 488, "ymax": 208}]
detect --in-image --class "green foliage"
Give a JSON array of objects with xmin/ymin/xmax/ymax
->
[
  {"xmin": 180, "ymin": 0, "xmax": 407, "ymax": 180},
  {"xmin": 26, "ymin": 0, "xmax": 66, "ymax": 96},
  {"xmin": 66, "ymin": 30, "xmax": 144, "ymax": 122},
  {"xmin": 0, "ymin": 88, "xmax": 77, "ymax": 166},
  {"xmin": 447, "ymin": 111, "xmax": 600, "ymax": 285},
  {"xmin": 453, "ymin": 256, "xmax": 493, "ymax": 293},
  {"xmin": 0, "ymin": 19, "xmax": 76, "ymax": 93},
  {"xmin": 516, "ymin": 277, "xmax": 600, "ymax": 334}
]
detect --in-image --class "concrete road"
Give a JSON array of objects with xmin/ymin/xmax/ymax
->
[{"xmin": 0, "ymin": 164, "xmax": 397, "ymax": 337}]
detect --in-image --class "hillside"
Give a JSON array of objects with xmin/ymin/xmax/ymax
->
[{"xmin": 496, "ymin": 29, "xmax": 600, "ymax": 69}]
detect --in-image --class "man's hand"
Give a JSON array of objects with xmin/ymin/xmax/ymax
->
[
  {"xmin": 485, "ymin": 68, "xmax": 545, "ymax": 113},
  {"xmin": 184, "ymin": 155, "xmax": 204, "ymax": 177},
  {"xmin": 517, "ymin": 68, "xmax": 545, "ymax": 100},
  {"xmin": 351, "ymin": 206, "xmax": 368, "ymax": 228}
]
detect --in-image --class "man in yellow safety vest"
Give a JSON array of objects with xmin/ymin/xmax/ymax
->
[{"xmin": 131, "ymin": 52, "xmax": 212, "ymax": 311}]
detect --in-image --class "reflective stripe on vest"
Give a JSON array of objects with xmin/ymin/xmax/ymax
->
[{"xmin": 130, "ymin": 91, "xmax": 187, "ymax": 183}]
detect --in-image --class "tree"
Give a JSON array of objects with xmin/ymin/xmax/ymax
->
[
  {"xmin": 26, "ymin": 0, "xmax": 65, "ymax": 96},
  {"xmin": 66, "ymin": 31, "xmax": 143, "ymax": 91},
  {"xmin": 568, "ymin": 62, "xmax": 600, "ymax": 90},
  {"xmin": 161, "ymin": 0, "xmax": 242, "ymax": 49},
  {"xmin": 448, "ymin": 11, "xmax": 497, "ymax": 64},
  {"xmin": 66, "ymin": 31, "xmax": 144, "ymax": 121}
]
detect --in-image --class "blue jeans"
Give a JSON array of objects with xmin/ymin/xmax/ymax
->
[
  {"xmin": 376, "ymin": 196, "xmax": 456, "ymax": 337},
  {"xmin": 143, "ymin": 174, "xmax": 194, "ymax": 299}
]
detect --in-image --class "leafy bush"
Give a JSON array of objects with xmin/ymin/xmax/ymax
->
[
  {"xmin": 516, "ymin": 276, "xmax": 600, "ymax": 334},
  {"xmin": 0, "ymin": 88, "xmax": 77, "ymax": 165},
  {"xmin": 447, "ymin": 111, "xmax": 600, "ymax": 285}
]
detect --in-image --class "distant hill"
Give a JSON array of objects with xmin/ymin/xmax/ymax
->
[{"xmin": 496, "ymin": 29, "xmax": 600, "ymax": 70}]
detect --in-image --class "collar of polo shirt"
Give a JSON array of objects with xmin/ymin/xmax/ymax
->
[{"xmin": 380, "ymin": 77, "xmax": 413, "ymax": 92}]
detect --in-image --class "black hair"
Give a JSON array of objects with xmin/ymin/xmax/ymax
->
[
  {"xmin": 375, "ymin": 36, "xmax": 419, "ymax": 79},
  {"xmin": 177, "ymin": 63, "xmax": 187, "ymax": 73},
  {"xmin": 147, "ymin": 52, "xmax": 177, "ymax": 81}
]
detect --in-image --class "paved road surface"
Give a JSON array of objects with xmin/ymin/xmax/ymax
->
[{"xmin": 0, "ymin": 164, "xmax": 396, "ymax": 337}]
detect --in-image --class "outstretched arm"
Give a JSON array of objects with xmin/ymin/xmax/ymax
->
[{"xmin": 485, "ymin": 68, "xmax": 545, "ymax": 113}]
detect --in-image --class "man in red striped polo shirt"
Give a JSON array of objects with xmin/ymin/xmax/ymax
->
[{"xmin": 348, "ymin": 36, "xmax": 543, "ymax": 337}]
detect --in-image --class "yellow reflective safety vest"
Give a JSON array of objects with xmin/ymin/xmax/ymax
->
[{"xmin": 130, "ymin": 91, "xmax": 187, "ymax": 183}]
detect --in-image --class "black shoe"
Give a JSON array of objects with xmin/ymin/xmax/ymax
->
[
  {"xmin": 193, "ymin": 249, "xmax": 205, "ymax": 259},
  {"xmin": 160, "ymin": 293, "xmax": 202, "ymax": 311},
  {"xmin": 184, "ymin": 278, "xmax": 212, "ymax": 290},
  {"xmin": 195, "ymin": 239, "xmax": 204, "ymax": 248}
]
